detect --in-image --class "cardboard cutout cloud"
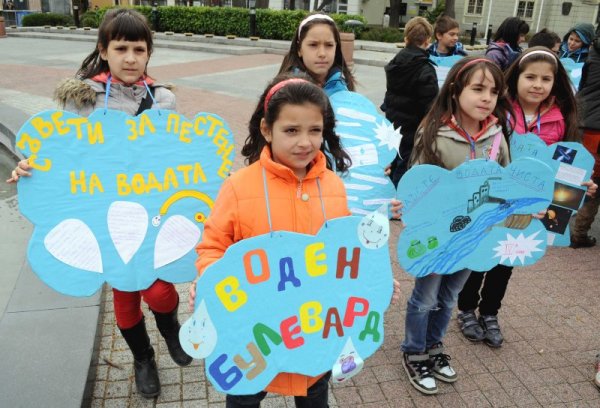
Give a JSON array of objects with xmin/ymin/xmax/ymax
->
[
  {"xmin": 396, "ymin": 158, "xmax": 554, "ymax": 277},
  {"xmin": 179, "ymin": 212, "xmax": 393, "ymax": 395},
  {"xmin": 329, "ymin": 91, "xmax": 399, "ymax": 215},
  {"xmin": 510, "ymin": 134, "xmax": 594, "ymax": 246},
  {"xmin": 429, "ymin": 55, "xmax": 462, "ymax": 89},
  {"xmin": 16, "ymin": 109, "xmax": 234, "ymax": 296},
  {"xmin": 559, "ymin": 58, "xmax": 584, "ymax": 90}
]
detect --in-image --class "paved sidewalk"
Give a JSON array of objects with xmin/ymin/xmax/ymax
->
[{"xmin": 0, "ymin": 34, "xmax": 598, "ymax": 408}]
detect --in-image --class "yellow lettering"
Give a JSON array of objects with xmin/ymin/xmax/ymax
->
[
  {"xmin": 131, "ymin": 174, "xmax": 145, "ymax": 195},
  {"xmin": 206, "ymin": 115, "xmax": 223, "ymax": 137},
  {"xmin": 193, "ymin": 115, "xmax": 207, "ymax": 136},
  {"xmin": 16, "ymin": 133, "xmax": 41, "ymax": 153},
  {"xmin": 116, "ymin": 174, "xmax": 131, "ymax": 196},
  {"xmin": 193, "ymin": 163, "xmax": 207, "ymax": 184},
  {"xmin": 28, "ymin": 154, "xmax": 52, "ymax": 172},
  {"xmin": 31, "ymin": 117, "xmax": 53, "ymax": 139},
  {"xmin": 126, "ymin": 119, "xmax": 138, "ymax": 141},
  {"xmin": 218, "ymin": 158, "xmax": 233, "ymax": 179},
  {"xmin": 88, "ymin": 173, "xmax": 105, "ymax": 194},
  {"xmin": 66, "ymin": 117, "xmax": 87, "ymax": 140},
  {"xmin": 215, "ymin": 276, "xmax": 247, "ymax": 312},
  {"xmin": 167, "ymin": 113, "xmax": 180, "ymax": 133},
  {"xmin": 177, "ymin": 164, "xmax": 193, "ymax": 184},
  {"xmin": 299, "ymin": 301, "xmax": 323, "ymax": 334},
  {"xmin": 51, "ymin": 111, "xmax": 69, "ymax": 135},
  {"xmin": 70, "ymin": 171, "xmax": 87, "ymax": 194},
  {"xmin": 145, "ymin": 172, "xmax": 163, "ymax": 193},
  {"xmin": 179, "ymin": 120, "xmax": 193, "ymax": 143},
  {"xmin": 305, "ymin": 242, "xmax": 327, "ymax": 277},
  {"xmin": 87, "ymin": 121, "xmax": 104, "ymax": 144},
  {"xmin": 163, "ymin": 167, "xmax": 179, "ymax": 190},
  {"xmin": 139, "ymin": 113, "xmax": 156, "ymax": 136}
]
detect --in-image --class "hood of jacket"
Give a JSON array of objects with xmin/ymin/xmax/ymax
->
[
  {"xmin": 384, "ymin": 45, "xmax": 435, "ymax": 88},
  {"xmin": 53, "ymin": 78, "xmax": 98, "ymax": 109},
  {"xmin": 563, "ymin": 23, "xmax": 596, "ymax": 46}
]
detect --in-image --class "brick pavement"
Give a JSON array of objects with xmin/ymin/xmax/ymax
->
[{"xmin": 1, "ymin": 37, "xmax": 599, "ymax": 408}]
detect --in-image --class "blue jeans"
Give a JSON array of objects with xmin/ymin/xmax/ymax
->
[{"xmin": 402, "ymin": 269, "xmax": 472, "ymax": 353}]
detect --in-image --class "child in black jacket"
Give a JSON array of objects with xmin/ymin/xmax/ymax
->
[{"xmin": 381, "ymin": 16, "xmax": 438, "ymax": 186}]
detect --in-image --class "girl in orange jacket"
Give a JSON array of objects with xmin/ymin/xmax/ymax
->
[{"xmin": 189, "ymin": 74, "xmax": 400, "ymax": 407}]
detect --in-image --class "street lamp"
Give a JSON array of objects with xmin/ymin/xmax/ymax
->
[
  {"xmin": 470, "ymin": 22, "xmax": 478, "ymax": 46},
  {"xmin": 249, "ymin": 0, "xmax": 256, "ymax": 38},
  {"xmin": 151, "ymin": 2, "xmax": 159, "ymax": 32}
]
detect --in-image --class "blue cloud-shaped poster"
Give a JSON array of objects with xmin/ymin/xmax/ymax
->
[
  {"xmin": 15, "ymin": 108, "xmax": 234, "ymax": 296},
  {"xmin": 329, "ymin": 91, "xmax": 399, "ymax": 215},
  {"xmin": 510, "ymin": 133, "xmax": 594, "ymax": 246},
  {"xmin": 429, "ymin": 55, "xmax": 462, "ymax": 89},
  {"xmin": 559, "ymin": 58, "xmax": 584, "ymax": 90},
  {"xmin": 396, "ymin": 158, "xmax": 555, "ymax": 277},
  {"xmin": 179, "ymin": 209, "xmax": 393, "ymax": 394}
]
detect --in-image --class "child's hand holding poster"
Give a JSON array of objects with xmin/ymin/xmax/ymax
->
[
  {"xmin": 510, "ymin": 134, "xmax": 595, "ymax": 246},
  {"xmin": 180, "ymin": 208, "xmax": 394, "ymax": 394},
  {"xmin": 15, "ymin": 108, "xmax": 234, "ymax": 296},
  {"xmin": 396, "ymin": 158, "xmax": 555, "ymax": 277}
]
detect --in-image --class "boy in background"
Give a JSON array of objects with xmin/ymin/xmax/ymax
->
[
  {"xmin": 428, "ymin": 15, "xmax": 468, "ymax": 57},
  {"xmin": 382, "ymin": 17, "xmax": 438, "ymax": 186}
]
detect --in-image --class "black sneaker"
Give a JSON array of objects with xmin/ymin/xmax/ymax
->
[
  {"xmin": 428, "ymin": 343, "xmax": 458, "ymax": 383},
  {"xmin": 570, "ymin": 235, "xmax": 597, "ymax": 248},
  {"xmin": 402, "ymin": 352, "xmax": 437, "ymax": 394},
  {"xmin": 457, "ymin": 310, "xmax": 485, "ymax": 342},
  {"xmin": 479, "ymin": 314, "xmax": 503, "ymax": 348}
]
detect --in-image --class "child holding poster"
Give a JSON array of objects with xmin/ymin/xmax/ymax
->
[
  {"xmin": 403, "ymin": 57, "xmax": 513, "ymax": 395},
  {"xmin": 457, "ymin": 47, "xmax": 597, "ymax": 347},
  {"xmin": 8, "ymin": 8, "xmax": 191, "ymax": 399},
  {"xmin": 190, "ymin": 75, "xmax": 400, "ymax": 407},
  {"xmin": 277, "ymin": 13, "xmax": 356, "ymax": 96}
]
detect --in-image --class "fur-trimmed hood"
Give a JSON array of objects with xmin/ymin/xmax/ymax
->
[{"xmin": 54, "ymin": 78, "xmax": 98, "ymax": 109}]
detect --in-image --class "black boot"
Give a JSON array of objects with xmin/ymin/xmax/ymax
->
[
  {"xmin": 152, "ymin": 301, "xmax": 193, "ymax": 367},
  {"xmin": 119, "ymin": 318, "xmax": 161, "ymax": 398}
]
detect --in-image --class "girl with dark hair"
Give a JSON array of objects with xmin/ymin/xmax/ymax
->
[
  {"xmin": 8, "ymin": 8, "xmax": 190, "ymax": 399},
  {"xmin": 190, "ymin": 74, "xmax": 401, "ymax": 407},
  {"xmin": 402, "ymin": 57, "xmax": 512, "ymax": 395},
  {"xmin": 486, "ymin": 16, "xmax": 530, "ymax": 70},
  {"xmin": 278, "ymin": 13, "xmax": 356, "ymax": 96},
  {"xmin": 457, "ymin": 47, "xmax": 597, "ymax": 348}
]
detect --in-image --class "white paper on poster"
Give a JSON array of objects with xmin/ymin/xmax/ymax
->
[
  {"xmin": 44, "ymin": 219, "xmax": 103, "ymax": 273},
  {"xmin": 154, "ymin": 215, "xmax": 201, "ymax": 269},
  {"xmin": 555, "ymin": 163, "xmax": 586, "ymax": 186},
  {"xmin": 107, "ymin": 201, "xmax": 148, "ymax": 264}
]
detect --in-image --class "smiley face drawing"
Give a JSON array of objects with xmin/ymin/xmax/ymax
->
[
  {"xmin": 357, "ymin": 205, "xmax": 390, "ymax": 249},
  {"xmin": 179, "ymin": 299, "xmax": 218, "ymax": 359}
]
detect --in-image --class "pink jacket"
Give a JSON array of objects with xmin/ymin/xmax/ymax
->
[{"xmin": 511, "ymin": 100, "xmax": 565, "ymax": 146}]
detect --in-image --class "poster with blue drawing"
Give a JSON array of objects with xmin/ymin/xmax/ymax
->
[
  {"xmin": 179, "ymin": 209, "xmax": 393, "ymax": 394},
  {"xmin": 510, "ymin": 134, "xmax": 594, "ymax": 246},
  {"xmin": 560, "ymin": 58, "xmax": 584, "ymax": 90},
  {"xmin": 396, "ymin": 158, "xmax": 555, "ymax": 277},
  {"xmin": 430, "ymin": 55, "xmax": 462, "ymax": 89},
  {"xmin": 329, "ymin": 91, "xmax": 399, "ymax": 215},
  {"xmin": 15, "ymin": 109, "xmax": 234, "ymax": 296}
]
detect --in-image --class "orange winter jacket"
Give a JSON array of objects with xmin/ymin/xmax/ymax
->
[{"xmin": 195, "ymin": 146, "xmax": 350, "ymax": 396}]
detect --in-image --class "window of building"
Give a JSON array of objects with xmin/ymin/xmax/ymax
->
[
  {"xmin": 466, "ymin": 0, "xmax": 484, "ymax": 15},
  {"xmin": 517, "ymin": 1, "xmax": 535, "ymax": 19}
]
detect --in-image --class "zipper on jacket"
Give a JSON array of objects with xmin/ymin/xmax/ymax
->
[{"xmin": 296, "ymin": 180, "xmax": 303, "ymax": 198}]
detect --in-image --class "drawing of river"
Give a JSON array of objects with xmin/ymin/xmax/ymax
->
[{"xmin": 405, "ymin": 197, "xmax": 547, "ymax": 277}]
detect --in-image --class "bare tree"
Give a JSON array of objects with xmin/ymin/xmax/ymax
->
[
  {"xmin": 444, "ymin": 0, "xmax": 455, "ymax": 18},
  {"xmin": 389, "ymin": 0, "xmax": 400, "ymax": 28}
]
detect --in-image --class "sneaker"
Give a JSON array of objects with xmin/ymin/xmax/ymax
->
[
  {"xmin": 595, "ymin": 354, "xmax": 600, "ymax": 389},
  {"xmin": 457, "ymin": 310, "xmax": 485, "ymax": 342},
  {"xmin": 570, "ymin": 235, "xmax": 597, "ymax": 248},
  {"xmin": 402, "ymin": 352, "xmax": 437, "ymax": 395},
  {"xmin": 428, "ymin": 343, "xmax": 458, "ymax": 383},
  {"xmin": 479, "ymin": 314, "xmax": 503, "ymax": 348}
]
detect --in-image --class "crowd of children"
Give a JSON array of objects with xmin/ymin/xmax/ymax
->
[{"xmin": 6, "ymin": 8, "xmax": 600, "ymax": 406}]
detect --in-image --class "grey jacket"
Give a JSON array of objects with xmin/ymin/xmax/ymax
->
[
  {"xmin": 54, "ymin": 78, "xmax": 176, "ymax": 116},
  {"xmin": 411, "ymin": 122, "xmax": 510, "ymax": 170}
]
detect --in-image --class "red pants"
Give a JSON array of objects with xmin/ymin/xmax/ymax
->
[
  {"xmin": 583, "ymin": 130, "xmax": 600, "ymax": 179},
  {"xmin": 113, "ymin": 280, "xmax": 178, "ymax": 329}
]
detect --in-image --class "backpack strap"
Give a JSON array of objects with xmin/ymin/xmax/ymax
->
[
  {"xmin": 489, "ymin": 131, "xmax": 503, "ymax": 162},
  {"xmin": 136, "ymin": 86, "xmax": 155, "ymax": 115}
]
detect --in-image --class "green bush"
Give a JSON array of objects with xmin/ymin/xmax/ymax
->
[
  {"xmin": 80, "ymin": 10, "xmax": 100, "ymax": 28},
  {"xmin": 22, "ymin": 12, "xmax": 73, "ymax": 27},
  {"xmin": 423, "ymin": 0, "xmax": 445, "ymax": 24},
  {"xmin": 359, "ymin": 26, "xmax": 404, "ymax": 43}
]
